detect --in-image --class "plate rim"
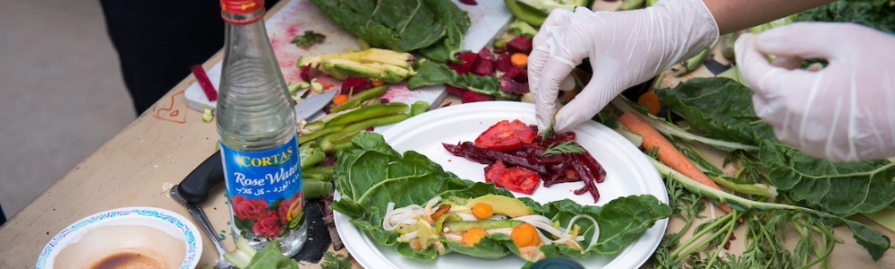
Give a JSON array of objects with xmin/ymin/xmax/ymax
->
[
  {"xmin": 335, "ymin": 101, "xmax": 669, "ymax": 269},
  {"xmin": 35, "ymin": 206, "xmax": 203, "ymax": 269}
]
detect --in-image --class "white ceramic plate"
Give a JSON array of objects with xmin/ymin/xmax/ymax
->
[
  {"xmin": 334, "ymin": 101, "xmax": 668, "ymax": 269},
  {"xmin": 36, "ymin": 207, "xmax": 202, "ymax": 269}
]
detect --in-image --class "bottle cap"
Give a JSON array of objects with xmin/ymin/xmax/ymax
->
[
  {"xmin": 220, "ymin": 0, "xmax": 264, "ymax": 15},
  {"xmin": 529, "ymin": 258, "xmax": 586, "ymax": 269}
]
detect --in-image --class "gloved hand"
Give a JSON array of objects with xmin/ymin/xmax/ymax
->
[
  {"xmin": 736, "ymin": 22, "xmax": 895, "ymax": 162},
  {"xmin": 528, "ymin": 0, "xmax": 719, "ymax": 133}
]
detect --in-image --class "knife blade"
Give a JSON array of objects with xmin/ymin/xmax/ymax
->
[{"xmin": 294, "ymin": 90, "xmax": 337, "ymax": 122}]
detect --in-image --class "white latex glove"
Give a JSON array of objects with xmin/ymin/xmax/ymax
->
[
  {"xmin": 736, "ymin": 22, "xmax": 895, "ymax": 162},
  {"xmin": 528, "ymin": 0, "xmax": 719, "ymax": 133}
]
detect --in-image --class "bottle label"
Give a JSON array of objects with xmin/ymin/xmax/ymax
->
[{"xmin": 220, "ymin": 135, "xmax": 305, "ymax": 239}]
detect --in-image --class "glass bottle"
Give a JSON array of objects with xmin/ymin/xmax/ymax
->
[{"xmin": 216, "ymin": 0, "xmax": 307, "ymax": 256}]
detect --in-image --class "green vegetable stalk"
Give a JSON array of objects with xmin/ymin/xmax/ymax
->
[
  {"xmin": 410, "ymin": 101, "xmax": 430, "ymax": 116},
  {"xmin": 720, "ymin": 32, "xmax": 739, "ymax": 62},
  {"xmin": 304, "ymin": 179, "xmax": 333, "ymax": 200},
  {"xmin": 224, "ymin": 237, "xmax": 299, "ymax": 269},
  {"xmin": 327, "ymin": 102, "xmax": 409, "ymax": 126},
  {"xmin": 330, "ymin": 85, "xmax": 388, "ymax": 113},
  {"xmin": 504, "ymin": 0, "xmax": 548, "ymax": 26},
  {"xmin": 675, "ymin": 49, "xmax": 709, "ymax": 76}
]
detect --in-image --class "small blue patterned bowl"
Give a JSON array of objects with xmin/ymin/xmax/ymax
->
[{"xmin": 36, "ymin": 207, "xmax": 202, "ymax": 269}]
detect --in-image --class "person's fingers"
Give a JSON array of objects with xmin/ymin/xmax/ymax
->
[
  {"xmin": 752, "ymin": 22, "xmax": 839, "ymax": 60},
  {"xmin": 736, "ymin": 33, "xmax": 814, "ymax": 97},
  {"xmin": 554, "ymin": 58, "xmax": 622, "ymax": 132},
  {"xmin": 533, "ymin": 9, "xmax": 571, "ymax": 47},
  {"xmin": 534, "ymin": 57, "xmax": 572, "ymax": 133},
  {"xmin": 530, "ymin": 39, "xmax": 554, "ymax": 132}
]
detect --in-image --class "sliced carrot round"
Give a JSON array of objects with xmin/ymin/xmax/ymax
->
[
  {"xmin": 510, "ymin": 53, "xmax": 528, "ymax": 68},
  {"xmin": 637, "ymin": 92, "xmax": 662, "ymax": 116},
  {"xmin": 332, "ymin": 94, "xmax": 349, "ymax": 106}
]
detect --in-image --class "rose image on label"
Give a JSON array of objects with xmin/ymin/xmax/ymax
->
[{"xmin": 220, "ymin": 136, "xmax": 305, "ymax": 241}]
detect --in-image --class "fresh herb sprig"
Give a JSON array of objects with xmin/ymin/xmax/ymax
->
[
  {"xmin": 542, "ymin": 141, "xmax": 586, "ymax": 156},
  {"xmin": 321, "ymin": 252, "xmax": 352, "ymax": 269},
  {"xmin": 291, "ymin": 30, "xmax": 326, "ymax": 49}
]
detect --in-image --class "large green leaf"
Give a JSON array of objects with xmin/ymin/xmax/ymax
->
[
  {"xmin": 659, "ymin": 77, "xmax": 895, "ymax": 217},
  {"xmin": 309, "ymin": 0, "xmax": 469, "ymax": 59},
  {"xmin": 656, "ymin": 77, "xmax": 774, "ymax": 145},
  {"xmin": 407, "ymin": 60, "xmax": 511, "ymax": 99},
  {"xmin": 332, "ymin": 132, "xmax": 670, "ymax": 262}
]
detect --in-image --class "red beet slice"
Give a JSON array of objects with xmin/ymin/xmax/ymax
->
[
  {"xmin": 445, "ymin": 85, "xmax": 495, "ymax": 103},
  {"xmin": 477, "ymin": 48, "xmax": 495, "ymax": 62},
  {"xmin": 507, "ymin": 36, "xmax": 533, "ymax": 55},
  {"xmin": 503, "ymin": 67, "xmax": 529, "ymax": 83},
  {"xmin": 496, "ymin": 53, "xmax": 513, "ymax": 72},
  {"xmin": 300, "ymin": 64, "xmax": 312, "ymax": 81},
  {"xmin": 459, "ymin": 0, "xmax": 478, "ymax": 5},
  {"xmin": 341, "ymin": 77, "xmax": 371, "ymax": 95},
  {"xmin": 500, "ymin": 77, "xmax": 529, "ymax": 95},
  {"xmin": 448, "ymin": 52, "xmax": 479, "ymax": 75},
  {"xmin": 473, "ymin": 60, "xmax": 494, "ymax": 76}
]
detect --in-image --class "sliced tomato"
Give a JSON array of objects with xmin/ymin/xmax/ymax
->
[
  {"xmin": 485, "ymin": 160, "xmax": 540, "ymax": 195},
  {"xmin": 484, "ymin": 160, "xmax": 508, "ymax": 183},
  {"xmin": 509, "ymin": 119, "xmax": 537, "ymax": 144},
  {"xmin": 475, "ymin": 120, "xmax": 523, "ymax": 151},
  {"xmin": 495, "ymin": 167, "xmax": 540, "ymax": 195}
]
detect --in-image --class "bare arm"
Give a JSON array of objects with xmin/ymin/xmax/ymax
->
[{"xmin": 703, "ymin": 0, "xmax": 836, "ymax": 34}]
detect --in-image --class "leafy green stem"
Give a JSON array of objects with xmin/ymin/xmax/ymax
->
[
  {"xmin": 671, "ymin": 210, "xmax": 740, "ymax": 263},
  {"xmin": 705, "ymin": 211, "xmax": 738, "ymax": 268}
]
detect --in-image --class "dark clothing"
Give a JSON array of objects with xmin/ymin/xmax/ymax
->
[
  {"xmin": 99, "ymin": 0, "xmax": 278, "ymax": 115},
  {"xmin": 0, "ymin": 203, "xmax": 6, "ymax": 226}
]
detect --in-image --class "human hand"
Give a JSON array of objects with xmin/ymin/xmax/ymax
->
[
  {"xmin": 528, "ymin": 0, "xmax": 719, "ymax": 133},
  {"xmin": 736, "ymin": 22, "xmax": 895, "ymax": 162}
]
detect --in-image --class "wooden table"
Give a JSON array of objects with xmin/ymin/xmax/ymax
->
[{"xmin": 2, "ymin": 1, "xmax": 895, "ymax": 268}]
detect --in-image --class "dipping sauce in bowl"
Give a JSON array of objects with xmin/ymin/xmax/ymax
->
[{"xmin": 37, "ymin": 207, "xmax": 202, "ymax": 269}]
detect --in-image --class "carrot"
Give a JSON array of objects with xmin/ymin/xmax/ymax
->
[
  {"xmin": 618, "ymin": 112, "xmax": 733, "ymax": 213},
  {"xmin": 332, "ymin": 94, "xmax": 349, "ymax": 106},
  {"xmin": 510, "ymin": 53, "xmax": 528, "ymax": 68},
  {"xmin": 370, "ymin": 79, "xmax": 384, "ymax": 87},
  {"xmin": 637, "ymin": 92, "xmax": 662, "ymax": 116}
]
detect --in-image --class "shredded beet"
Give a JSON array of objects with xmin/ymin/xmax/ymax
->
[
  {"xmin": 459, "ymin": 0, "xmax": 477, "ymax": 5},
  {"xmin": 445, "ymin": 85, "xmax": 494, "ymax": 103},
  {"xmin": 319, "ymin": 155, "xmax": 337, "ymax": 166},
  {"xmin": 380, "ymin": 98, "xmax": 390, "ymax": 104},
  {"xmin": 191, "ymin": 65, "xmax": 218, "ymax": 101},
  {"xmin": 300, "ymin": 64, "xmax": 313, "ymax": 81},
  {"xmin": 366, "ymin": 127, "xmax": 375, "ymax": 132},
  {"xmin": 341, "ymin": 77, "xmax": 371, "ymax": 95},
  {"xmin": 443, "ymin": 130, "xmax": 605, "ymax": 203},
  {"xmin": 500, "ymin": 77, "xmax": 529, "ymax": 95},
  {"xmin": 503, "ymin": 67, "xmax": 529, "ymax": 83},
  {"xmin": 507, "ymin": 36, "xmax": 533, "ymax": 55}
]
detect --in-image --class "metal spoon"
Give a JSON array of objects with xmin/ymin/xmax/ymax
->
[{"xmin": 171, "ymin": 186, "xmax": 234, "ymax": 269}]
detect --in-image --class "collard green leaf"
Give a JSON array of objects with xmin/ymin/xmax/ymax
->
[
  {"xmin": 795, "ymin": 0, "xmax": 895, "ymax": 34},
  {"xmin": 656, "ymin": 77, "xmax": 774, "ymax": 145},
  {"xmin": 309, "ymin": 0, "xmax": 470, "ymax": 58},
  {"xmin": 407, "ymin": 60, "xmax": 511, "ymax": 98},
  {"xmin": 418, "ymin": 0, "xmax": 471, "ymax": 62},
  {"xmin": 660, "ymin": 77, "xmax": 895, "ymax": 217},
  {"xmin": 759, "ymin": 142, "xmax": 895, "ymax": 216},
  {"xmin": 844, "ymin": 219, "xmax": 891, "ymax": 261},
  {"xmin": 332, "ymin": 132, "xmax": 670, "ymax": 263}
]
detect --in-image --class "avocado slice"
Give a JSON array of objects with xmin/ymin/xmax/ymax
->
[{"xmin": 448, "ymin": 195, "xmax": 535, "ymax": 218}]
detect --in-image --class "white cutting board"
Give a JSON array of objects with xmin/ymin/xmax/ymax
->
[{"xmin": 185, "ymin": 0, "xmax": 514, "ymax": 132}]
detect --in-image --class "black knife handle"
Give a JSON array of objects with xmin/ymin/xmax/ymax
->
[{"xmin": 178, "ymin": 151, "xmax": 226, "ymax": 204}]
